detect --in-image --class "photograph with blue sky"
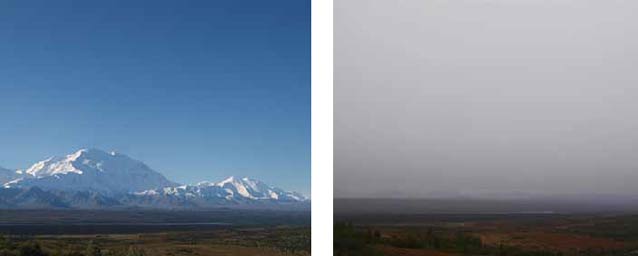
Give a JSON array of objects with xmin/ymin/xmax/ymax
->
[
  {"xmin": 0, "ymin": 0, "xmax": 310, "ymax": 196},
  {"xmin": 0, "ymin": 1, "xmax": 311, "ymax": 254}
]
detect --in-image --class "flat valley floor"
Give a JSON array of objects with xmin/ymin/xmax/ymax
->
[
  {"xmin": 0, "ymin": 209, "xmax": 310, "ymax": 256},
  {"xmin": 335, "ymin": 199, "xmax": 638, "ymax": 256}
]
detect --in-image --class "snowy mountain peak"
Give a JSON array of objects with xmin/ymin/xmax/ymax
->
[
  {"xmin": 216, "ymin": 176, "xmax": 254, "ymax": 198},
  {"xmin": 137, "ymin": 176, "xmax": 308, "ymax": 203},
  {"xmin": 219, "ymin": 176, "xmax": 238, "ymax": 184},
  {"xmin": 69, "ymin": 148, "xmax": 87, "ymax": 160},
  {"xmin": 26, "ymin": 157, "xmax": 79, "ymax": 178},
  {"xmin": 195, "ymin": 180, "xmax": 216, "ymax": 187},
  {"xmin": 214, "ymin": 176, "xmax": 306, "ymax": 201},
  {"xmin": 25, "ymin": 148, "xmax": 110, "ymax": 177},
  {"xmin": 10, "ymin": 148, "xmax": 179, "ymax": 195},
  {"xmin": 1, "ymin": 149, "xmax": 307, "ymax": 209},
  {"xmin": 216, "ymin": 176, "xmax": 258, "ymax": 186}
]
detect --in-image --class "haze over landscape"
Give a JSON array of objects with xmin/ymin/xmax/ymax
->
[{"xmin": 335, "ymin": 0, "xmax": 638, "ymax": 199}]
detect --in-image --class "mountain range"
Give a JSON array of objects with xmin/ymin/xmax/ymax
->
[{"xmin": 0, "ymin": 149, "xmax": 308, "ymax": 209}]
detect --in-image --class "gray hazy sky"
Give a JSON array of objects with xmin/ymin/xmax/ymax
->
[{"xmin": 335, "ymin": 0, "xmax": 638, "ymax": 198}]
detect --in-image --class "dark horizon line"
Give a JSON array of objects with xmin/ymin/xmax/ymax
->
[{"xmin": 334, "ymin": 194, "xmax": 638, "ymax": 200}]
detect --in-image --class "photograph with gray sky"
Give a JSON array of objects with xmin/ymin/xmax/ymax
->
[{"xmin": 335, "ymin": 0, "xmax": 638, "ymax": 199}]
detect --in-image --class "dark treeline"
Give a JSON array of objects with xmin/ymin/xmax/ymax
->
[{"xmin": 0, "ymin": 235, "xmax": 147, "ymax": 256}]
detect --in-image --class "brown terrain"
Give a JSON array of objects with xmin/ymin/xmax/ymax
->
[{"xmin": 335, "ymin": 213, "xmax": 638, "ymax": 256}]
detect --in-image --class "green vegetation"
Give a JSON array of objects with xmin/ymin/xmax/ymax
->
[{"xmin": 334, "ymin": 222, "xmax": 383, "ymax": 256}]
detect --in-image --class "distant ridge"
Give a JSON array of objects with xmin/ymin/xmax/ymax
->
[
  {"xmin": 0, "ymin": 166, "xmax": 21, "ymax": 184},
  {"xmin": 0, "ymin": 149, "xmax": 307, "ymax": 209},
  {"xmin": 334, "ymin": 197, "xmax": 638, "ymax": 215}
]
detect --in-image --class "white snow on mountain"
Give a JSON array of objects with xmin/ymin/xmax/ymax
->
[
  {"xmin": 0, "ymin": 166, "xmax": 22, "ymax": 184},
  {"xmin": 217, "ymin": 176, "xmax": 306, "ymax": 201},
  {"xmin": 136, "ymin": 176, "xmax": 307, "ymax": 202},
  {"xmin": 1, "ymin": 149, "xmax": 307, "ymax": 209},
  {"xmin": 5, "ymin": 149, "xmax": 179, "ymax": 195}
]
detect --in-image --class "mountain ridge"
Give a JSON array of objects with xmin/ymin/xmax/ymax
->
[
  {"xmin": 0, "ymin": 166, "xmax": 21, "ymax": 184},
  {"xmin": 0, "ymin": 149, "xmax": 307, "ymax": 209}
]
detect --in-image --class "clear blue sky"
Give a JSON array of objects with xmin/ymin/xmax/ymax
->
[{"xmin": 0, "ymin": 0, "xmax": 310, "ymax": 195}]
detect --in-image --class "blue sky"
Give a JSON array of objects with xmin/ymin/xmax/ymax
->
[{"xmin": 0, "ymin": 0, "xmax": 310, "ymax": 195}]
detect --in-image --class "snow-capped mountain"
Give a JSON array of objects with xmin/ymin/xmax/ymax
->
[
  {"xmin": 5, "ymin": 149, "xmax": 178, "ymax": 195},
  {"xmin": 0, "ymin": 149, "xmax": 308, "ymax": 209},
  {"xmin": 0, "ymin": 166, "xmax": 22, "ymax": 184},
  {"xmin": 136, "ymin": 176, "xmax": 307, "ymax": 202},
  {"xmin": 216, "ymin": 176, "xmax": 307, "ymax": 201}
]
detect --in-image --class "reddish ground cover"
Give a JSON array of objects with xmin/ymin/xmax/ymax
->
[
  {"xmin": 479, "ymin": 231, "xmax": 625, "ymax": 252},
  {"xmin": 375, "ymin": 245, "xmax": 459, "ymax": 256}
]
